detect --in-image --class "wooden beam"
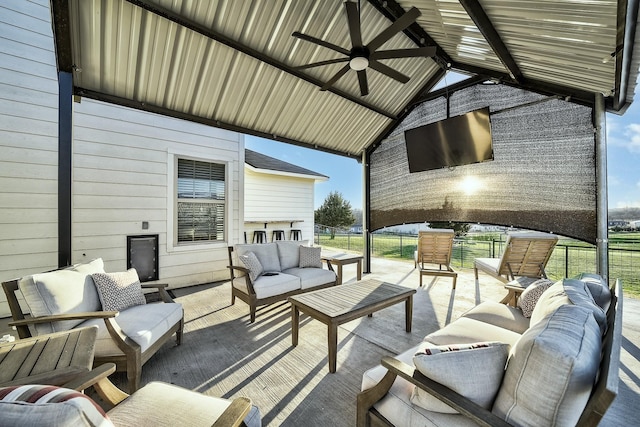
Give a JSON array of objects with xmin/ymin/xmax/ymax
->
[{"xmin": 49, "ymin": 0, "xmax": 74, "ymax": 73}]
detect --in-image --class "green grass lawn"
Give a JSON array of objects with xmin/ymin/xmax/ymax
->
[{"xmin": 316, "ymin": 231, "xmax": 640, "ymax": 298}]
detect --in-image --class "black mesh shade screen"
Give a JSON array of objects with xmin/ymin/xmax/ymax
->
[{"xmin": 369, "ymin": 83, "xmax": 597, "ymax": 243}]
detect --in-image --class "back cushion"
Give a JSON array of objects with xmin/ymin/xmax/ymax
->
[
  {"xmin": 235, "ymin": 243, "xmax": 281, "ymax": 272},
  {"xmin": 276, "ymin": 240, "xmax": 309, "ymax": 270},
  {"xmin": 573, "ymin": 272, "xmax": 611, "ymax": 311},
  {"xmin": 492, "ymin": 305, "xmax": 601, "ymax": 427},
  {"xmin": 18, "ymin": 259, "xmax": 104, "ymax": 335}
]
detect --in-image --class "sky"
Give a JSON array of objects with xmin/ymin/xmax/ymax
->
[{"xmin": 245, "ymin": 74, "xmax": 640, "ymax": 211}]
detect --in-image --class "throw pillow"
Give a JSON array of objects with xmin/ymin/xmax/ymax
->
[
  {"xmin": 411, "ymin": 341, "xmax": 510, "ymax": 414},
  {"xmin": 239, "ymin": 251, "xmax": 264, "ymax": 282},
  {"xmin": 91, "ymin": 269, "xmax": 146, "ymax": 312},
  {"xmin": 517, "ymin": 278, "xmax": 554, "ymax": 317},
  {"xmin": 0, "ymin": 384, "xmax": 114, "ymax": 427},
  {"xmin": 299, "ymin": 246, "xmax": 322, "ymax": 268}
]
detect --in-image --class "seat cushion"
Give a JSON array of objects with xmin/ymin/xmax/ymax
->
[
  {"xmin": 461, "ymin": 301, "xmax": 530, "ymax": 335},
  {"xmin": 492, "ymin": 304, "xmax": 602, "ymax": 427},
  {"xmin": 78, "ymin": 303, "xmax": 183, "ymax": 356},
  {"xmin": 361, "ymin": 345, "xmax": 479, "ymax": 427},
  {"xmin": 18, "ymin": 259, "xmax": 104, "ymax": 335},
  {"xmin": 425, "ymin": 317, "xmax": 522, "ymax": 348},
  {"xmin": 0, "ymin": 384, "xmax": 113, "ymax": 427},
  {"xmin": 474, "ymin": 257, "xmax": 500, "ymax": 275},
  {"xmin": 107, "ymin": 382, "xmax": 261, "ymax": 427},
  {"xmin": 282, "ymin": 267, "xmax": 336, "ymax": 289},
  {"xmin": 234, "ymin": 273, "xmax": 300, "ymax": 299},
  {"xmin": 235, "ymin": 243, "xmax": 281, "ymax": 272}
]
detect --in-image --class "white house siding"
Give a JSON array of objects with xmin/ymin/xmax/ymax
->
[
  {"xmin": 0, "ymin": 1, "xmax": 60, "ymax": 317},
  {"xmin": 244, "ymin": 168, "xmax": 315, "ymax": 243},
  {"xmin": 0, "ymin": 1, "xmax": 244, "ymax": 317}
]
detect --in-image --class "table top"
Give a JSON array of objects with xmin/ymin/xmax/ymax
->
[
  {"xmin": 321, "ymin": 252, "xmax": 363, "ymax": 262},
  {"xmin": 0, "ymin": 326, "xmax": 98, "ymax": 387},
  {"xmin": 288, "ymin": 279, "xmax": 415, "ymax": 321}
]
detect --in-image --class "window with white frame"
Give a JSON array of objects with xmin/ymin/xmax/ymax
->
[{"xmin": 176, "ymin": 158, "xmax": 226, "ymax": 243}]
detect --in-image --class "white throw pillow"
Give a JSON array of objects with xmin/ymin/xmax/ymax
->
[
  {"xmin": 239, "ymin": 251, "xmax": 264, "ymax": 282},
  {"xmin": 411, "ymin": 341, "xmax": 510, "ymax": 414},
  {"xmin": 299, "ymin": 246, "xmax": 322, "ymax": 268},
  {"xmin": 92, "ymin": 269, "xmax": 146, "ymax": 312},
  {"xmin": 517, "ymin": 278, "xmax": 554, "ymax": 317}
]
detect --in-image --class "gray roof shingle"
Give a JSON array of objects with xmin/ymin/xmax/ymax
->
[{"xmin": 245, "ymin": 149, "xmax": 328, "ymax": 179}]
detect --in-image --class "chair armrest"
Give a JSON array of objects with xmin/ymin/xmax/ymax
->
[
  {"xmin": 228, "ymin": 265, "xmax": 250, "ymax": 275},
  {"xmin": 212, "ymin": 397, "xmax": 252, "ymax": 427},
  {"xmin": 141, "ymin": 283, "xmax": 174, "ymax": 303},
  {"xmin": 227, "ymin": 265, "xmax": 256, "ymax": 295},
  {"xmin": 61, "ymin": 363, "xmax": 116, "ymax": 391},
  {"xmin": 8, "ymin": 311, "xmax": 119, "ymax": 327},
  {"xmin": 380, "ymin": 357, "xmax": 512, "ymax": 427}
]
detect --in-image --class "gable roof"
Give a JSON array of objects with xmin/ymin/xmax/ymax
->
[
  {"xmin": 51, "ymin": 0, "xmax": 640, "ymax": 158},
  {"xmin": 244, "ymin": 149, "xmax": 328, "ymax": 180}
]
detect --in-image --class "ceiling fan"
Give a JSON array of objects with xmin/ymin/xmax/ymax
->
[{"xmin": 292, "ymin": 2, "xmax": 436, "ymax": 96}]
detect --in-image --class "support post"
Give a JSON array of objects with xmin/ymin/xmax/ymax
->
[
  {"xmin": 363, "ymin": 151, "xmax": 371, "ymax": 273},
  {"xmin": 594, "ymin": 93, "xmax": 608, "ymax": 280},
  {"xmin": 58, "ymin": 71, "xmax": 73, "ymax": 267}
]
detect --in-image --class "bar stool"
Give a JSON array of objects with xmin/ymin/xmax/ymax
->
[
  {"xmin": 252, "ymin": 230, "xmax": 267, "ymax": 243},
  {"xmin": 290, "ymin": 229, "xmax": 302, "ymax": 240},
  {"xmin": 272, "ymin": 230, "xmax": 285, "ymax": 241}
]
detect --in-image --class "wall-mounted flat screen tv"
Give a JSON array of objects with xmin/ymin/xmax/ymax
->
[{"xmin": 405, "ymin": 107, "xmax": 494, "ymax": 173}]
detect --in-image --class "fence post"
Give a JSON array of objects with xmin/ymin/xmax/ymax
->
[
  {"xmin": 460, "ymin": 240, "xmax": 464, "ymax": 268},
  {"xmin": 348, "ymin": 233, "xmax": 351, "ymax": 250},
  {"xmin": 565, "ymin": 245, "xmax": 569, "ymax": 278},
  {"xmin": 400, "ymin": 235, "xmax": 403, "ymax": 258}
]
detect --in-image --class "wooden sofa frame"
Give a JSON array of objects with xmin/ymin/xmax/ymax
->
[
  {"xmin": 227, "ymin": 246, "xmax": 337, "ymax": 323},
  {"xmin": 356, "ymin": 279, "xmax": 623, "ymax": 427},
  {"xmin": 2, "ymin": 274, "xmax": 184, "ymax": 393}
]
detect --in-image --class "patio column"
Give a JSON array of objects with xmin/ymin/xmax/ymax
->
[
  {"xmin": 594, "ymin": 92, "xmax": 608, "ymax": 280},
  {"xmin": 363, "ymin": 150, "xmax": 371, "ymax": 273},
  {"xmin": 58, "ymin": 71, "xmax": 73, "ymax": 267}
]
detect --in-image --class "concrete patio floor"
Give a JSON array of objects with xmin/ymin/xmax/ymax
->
[{"xmin": 1, "ymin": 255, "xmax": 638, "ymax": 425}]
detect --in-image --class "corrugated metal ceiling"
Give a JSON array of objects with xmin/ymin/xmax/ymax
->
[{"xmin": 56, "ymin": 0, "xmax": 640, "ymax": 158}]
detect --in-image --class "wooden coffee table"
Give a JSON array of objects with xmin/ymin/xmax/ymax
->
[{"xmin": 289, "ymin": 279, "xmax": 416, "ymax": 373}]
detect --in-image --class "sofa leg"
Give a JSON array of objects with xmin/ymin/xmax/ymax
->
[
  {"xmin": 231, "ymin": 294, "xmax": 236, "ymax": 305},
  {"xmin": 250, "ymin": 307, "xmax": 256, "ymax": 323},
  {"xmin": 127, "ymin": 367, "xmax": 141, "ymax": 393},
  {"xmin": 176, "ymin": 319, "xmax": 183, "ymax": 346}
]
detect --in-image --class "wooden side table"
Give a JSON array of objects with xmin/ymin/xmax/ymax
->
[
  {"xmin": 0, "ymin": 326, "xmax": 98, "ymax": 387},
  {"xmin": 322, "ymin": 253, "xmax": 363, "ymax": 285}
]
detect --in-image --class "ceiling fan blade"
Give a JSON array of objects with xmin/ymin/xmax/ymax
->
[
  {"xmin": 295, "ymin": 58, "xmax": 349, "ymax": 70},
  {"xmin": 368, "ymin": 60, "xmax": 410, "ymax": 84},
  {"xmin": 321, "ymin": 64, "xmax": 351, "ymax": 91},
  {"xmin": 357, "ymin": 70, "xmax": 369, "ymax": 96},
  {"xmin": 366, "ymin": 7, "xmax": 421, "ymax": 52},
  {"xmin": 371, "ymin": 46, "xmax": 437, "ymax": 60},
  {"xmin": 345, "ymin": 1, "xmax": 363, "ymax": 48},
  {"xmin": 292, "ymin": 31, "xmax": 351, "ymax": 56}
]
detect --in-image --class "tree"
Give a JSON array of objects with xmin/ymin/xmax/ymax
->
[
  {"xmin": 315, "ymin": 191, "xmax": 355, "ymax": 239},
  {"xmin": 429, "ymin": 221, "xmax": 471, "ymax": 237}
]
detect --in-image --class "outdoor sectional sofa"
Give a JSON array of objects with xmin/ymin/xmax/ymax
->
[
  {"xmin": 357, "ymin": 273, "xmax": 622, "ymax": 427},
  {"xmin": 228, "ymin": 241, "xmax": 337, "ymax": 322}
]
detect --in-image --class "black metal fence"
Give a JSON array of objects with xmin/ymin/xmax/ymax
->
[{"xmin": 315, "ymin": 228, "xmax": 640, "ymax": 296}]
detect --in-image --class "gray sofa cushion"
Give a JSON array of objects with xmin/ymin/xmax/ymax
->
[
  {"xmin": 282, "ymin": 267, "xmax": 336, "ymax": 289},
  {"xmin": 235, "ymin": 243, "xmax": 281, "ymax": 272},
  {"xmin": 233, "ymin": 273, "xmax": 300, "ymax": 299},
  {"xmin": 276, "ymin": 240, "xmax": 308, "ymax": 270},
  {"xmin": 425, "ymin": 317, "xmax": 522, "ymax": 348},
  {"xmin": 18, "ymin": 258, "xmax": 104, "ymax": 334},
  {"xmin": 461, "ymin": 301, "xmax": 530, "ymax": 335},
  {"xmin": 92, "ymin": 269, "xmax": 146, "ymax": 312},
  {"xmin": 492, "ymin": 304, "xmax": 602, "ymax": 427},
  {"xmin": 573, "ymin": 272, "xmax": 611, "ymax": 310}
]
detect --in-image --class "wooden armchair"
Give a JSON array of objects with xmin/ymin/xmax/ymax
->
[
  {"xmin": 414, "ymin": 229, "xmax": 457, "ymax": 288},
  {"xmin": 1, "ymin": 363, "xmax": 258, "ymax": 427},
  {"xmin": 2, "ymin": 259, "xmax": 184, "ymax": 392}
]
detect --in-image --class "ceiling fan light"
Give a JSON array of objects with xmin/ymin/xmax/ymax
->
[{"xmin": 349, "ymin": 56, "xmax": 369, "ymax": 71}]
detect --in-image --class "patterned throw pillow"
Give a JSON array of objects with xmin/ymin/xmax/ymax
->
[
  {"xmin": 91, "ymin": 269, "xmax": 146, "ymax": 312},
  {"xmin": 0, "ymin": 384, "xmax": 114, "ymax": 427},
  {"xmin": 517, "ymin": 278, "xmax": 554, "ymax": 317},
  {"xmin": 239, "ymin": 251, "xmax": 264, "ymax": 282},
  {"xmin": 299, "ymin": 246, "xmax": 322, "ymax": 268},
  {"xmin": 411, "ymin": 341, "xmax": 510, "ymax": 414}
]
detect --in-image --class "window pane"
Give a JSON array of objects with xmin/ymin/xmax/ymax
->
[
  {"xmin": 177, "ymin": 202, "xmax": 225, "ymax": 242},
  {"xmin": 176, "ymin": 158, "xmax": 226, "ymax": 243}
]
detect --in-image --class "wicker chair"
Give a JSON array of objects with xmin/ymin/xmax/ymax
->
[{"xmin": 414, "ymin": 229, "xmax": 457, "ymax": 289}]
